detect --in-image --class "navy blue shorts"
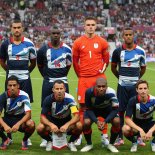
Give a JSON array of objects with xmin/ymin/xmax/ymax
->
[
  {"xmin": 135, "ymin": 120, "xmax": 155, "ymax": 133},
  {"xmin": 47, "ymin": 116, "xmax": 71, "ymax": 129},
  {"xmin": 84, "ymin": 108, "xmax": 119, "ymax": 123},
  {"xmin": 117, "ymin": 84, "xmax": 137, "ymax": 111},
  {"xmin": 1, "ymin": 116, "xmax": 25, "ymax": 132},
  {"xmin": 41, "ymin": 79, "xmax": 69, "ymax": 107}
]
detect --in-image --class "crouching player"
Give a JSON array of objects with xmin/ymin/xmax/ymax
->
[
  {"xmin": 36, "ymin": 80, "xmax": 82, "ymax": 151},
  {"xmin": 80, "ymin": 78, "xmax": 120, "ymax": 153},
  {"xmin": 0, "ymin": 75, "xmax": 35, "ymax": 150},
  {"xmin": 122, "ymin": 80, "xmax": 155, "ymax": 152}
]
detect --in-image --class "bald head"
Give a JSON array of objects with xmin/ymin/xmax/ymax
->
[
  {"xmin": 95, "ymin": 78, "xmax": 107, "ymax": 96},
  {"xmin": 96, "ymin": 78, "xmax": 107, "ymax": 86}
]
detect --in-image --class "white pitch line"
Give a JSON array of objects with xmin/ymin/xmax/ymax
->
[{"xmin": 147, "ymin": 67, "xmax": 155, "ymax": 71}]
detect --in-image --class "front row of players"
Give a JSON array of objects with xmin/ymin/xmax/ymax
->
[{"xmin": 0, "ymin": 76, "xmax": 155, "ymax": 152}]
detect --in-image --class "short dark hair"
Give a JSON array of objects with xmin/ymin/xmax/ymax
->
[
  {"xmin": 7, "ymin": 75, "xmax": 19, "ymax": 84},
  {"xmin": 122, "ymin": 27, "xmax": 134, "ymax": 34},
  {"xmin": 10, "ymin": 18, "xmax": 23, "ymax": 28},
  {"xmin": 53, "ymin": 80, "xmax": 65, "ymax": 86},
  {"xmin": 84, "ymin": 16, "xmax": 97, "ymax": 22},
  {"xmin": 136, "ymin": 80, "xmax": 149, "ymax": 89}
]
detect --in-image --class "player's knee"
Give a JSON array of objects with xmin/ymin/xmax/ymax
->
[
  {"xmin": 26, "ymin": 120, "xmax": 35, "ymax": 129},
  {"xmin": 36, "ymin": 123, "xmax": 45, "ymax": 133},
  {"xmin": 76, "ymin": 121, "xmax": 83, "ymax": 131},
  {"xmin": 122, "ymin": 125, "xmax": 131, "ymax": 135},
  {"xmin": 112, "ymin": 117, "xmax": 120, "ymax": 127},
  {"xmin": 83, "ymin": 119, "xmax": 91, "ymax": 130}
]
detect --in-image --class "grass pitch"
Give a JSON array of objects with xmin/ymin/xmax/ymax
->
[{"xmin": 0, "ymin": 62, "xmax": 155, "ymax": 155}]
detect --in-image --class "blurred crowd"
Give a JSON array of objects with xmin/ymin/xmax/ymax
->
[
  {"xmin": 109, "ymin": 0, "xmax": 155, "ymax": 54},
  {"xmin": 0, "ymin": 0, "xmax": 155, "ymax": 54}
]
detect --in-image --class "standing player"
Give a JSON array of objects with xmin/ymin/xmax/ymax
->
[
  {"xmin": 37, "ymin": 26, "xmax": 72, "ymax": 147},
  {"xmin": 111, "ymin": 27, "xmax": 146, "ymax": 146},
  {"xmin": 0, "ymin": 18, "xmax": 36, "ymax": 145},
  {"xmin": 72, "ymin": 16, "xmax": 109, "ymax": 145},
  {"xmin": 80, "ymin": 78, "xmax": 120, "ymax": 153},
  {"xmin": 0, "ymin": 75, "xmax": 35, "ymax": 150},
  {"xmin": 36, "ymin": 80, "xmax": 82, "ymax": 152},
  {"xmin": 122, "ymin": 80, "xmax": 155, "ymax": 152}
]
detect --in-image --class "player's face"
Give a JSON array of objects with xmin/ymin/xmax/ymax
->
[
  {"xmin": 84, "ymin": 20, "xmax": 97, "ymax": 36},
  {"xmin": 7, "ymin": 80, "xmax": 19, "ymax": 98},
  {"xmin": 11, "ymin": 22, "xmax": 23, "ymax": 38},
  {"xmin": 136, "ymin": 83, "xmax": 149, "ymax": 99},
  {"xmin": 53, "ymin": 83, "xmax": 66, "ymax": 102},
  {"xmin": 95, "ymin": 83, "xmax": 107, "ymax": 96},
  {"xmin": 51, "ymin": 29, "xmax": 61, "ymax": 42},
  {"xmin": 123, "ymin": 30, "xmax": 134, "ymax": 45}
]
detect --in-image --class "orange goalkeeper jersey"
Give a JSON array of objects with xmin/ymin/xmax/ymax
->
[{"xmin": 72, "ymin": 34, "xmax": 109, "ymax": 77}]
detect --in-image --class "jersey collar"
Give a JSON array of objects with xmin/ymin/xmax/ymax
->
[
  {"xmin": 122, "ymin": 44, "xmax": 137, "ymax": 50},
  {"xmin": 7, "ymin": 89, "xmax": 20, "ymax": 97},
  {"xmin": 48, "ymin": 42, "xmax": 63, "ymax": 48},
  {"xmin": 137, "ymin": 95, "xmax": 150, "ymax": 103},
  {"xmin": 10, "ymin": 36, "xmax": 24, "ymax": 43}
]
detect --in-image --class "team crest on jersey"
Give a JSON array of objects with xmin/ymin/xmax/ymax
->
[
  {"xmin": 17, "ymin": 102, "xmax": 22, "ymax": 107},
  {"xmin": 63, "ymin": 105, "xmax": 68, "ymax": 110},
  {"xmin": 62, "ymin": 53, "xmax": 66, "ymax": 58},
  {"xmin": 23, "ymin": 48, "xmax": 27, "ymax": 53},
  {"xmin": 134, "ymin": 54, "xmax": 138, "ymax": 59},
  {"xmin": 94, "ymin": 43, "xmax": 98, "ymax": 49}
]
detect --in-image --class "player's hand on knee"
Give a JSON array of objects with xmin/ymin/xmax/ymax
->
[
  {"xmin": 50, "ymin": 124, "xmax": 59, "ymax": 133},
  {"xmin": 4, "ymin": 125, "xmax": 12, "ymax": 133},
  {"xmin": 145, "ymin": 130, "xmax": 153, "ymax": 141},
  {"xmin": 140, "ymin": 129, "xmax": 146, "ymax": 140},
  {"xmin": 12, "ymin": 123, "xmax": 20, "ymax": 132},
  {"xmin": 60, "ymin": 124, "xmax": 69, "ymax": 133}
]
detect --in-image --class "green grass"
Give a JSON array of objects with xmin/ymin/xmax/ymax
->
[{"xmin": 0, "ymin": 62, "xmax": 155, "ymax": 154}]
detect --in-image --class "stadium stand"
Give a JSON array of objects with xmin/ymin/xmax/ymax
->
[{"xmin": 0, "ymin": 0, "xmax": 154, "ymax": 57}]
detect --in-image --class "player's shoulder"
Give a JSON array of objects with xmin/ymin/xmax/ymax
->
[
  {"xmin": 19, "ymin": 90, "xmax": 29, "ymax": 98},
  {"xmin": 1, "ymin": 39, "xmax": 10, "ymax": 46},
  {"xmin": 106, "ymin": 87, "xmax": 116, "ymax": 95},
  {"xmin": 135, "ymin": 45, "xmax": 145, "ymax": 53},
  {"xmin": 23, "ymin": 37, "xmax": 35, "ymax": 46},
  {"xmin": 62, "ymin": 42, "xmax": 72, "ymax": 51},
  {"xmin": 73, "ymin": 35, "xmax": 85, "ymax": 44},
  {"xmin": 65, "ymin": 92, "xmax": 75, "ymax": 100},
  {"xmin": 149, "ymin": 95, "xmax": 155, "ymax": 100}
]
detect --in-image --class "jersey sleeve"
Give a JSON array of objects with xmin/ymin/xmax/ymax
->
[
  {"xmin": 29, "ymin": 46, "xmax": 36, "ymax": 60},
  {"xmin": 111, "ymin": 48, "xmax": 120, "ymax": 64},
  {"xmin": 24, "ymin": 97, "xmax": 31, "ymax": 112},
  {"xmin": 125, "ymin": 97, "xmax": 135, "ymax": 118},
  {"xmin": 0, "ymin": 93, "xmax": 6, "ymax": 113},
  {"xmin": 70, "ymin": 106, "xmax": 78, "ymax": 114},
  {"xmin": 37, "ymin": 46, "xmax": 45, "ymax": 66},
  {"xmin": 0, "ymin": 40, "xmax": 8, "ymax": 60},
  {"xmin": 109, "ymin": 89, "xmax": 119, "ymax": 108},
  {"xmin": 41, "ymin": 96, "xmax": 51, "ymax": 116},
  {"xmin": 72, "ymin": 39, "xmax": 80, "ymax": 57},
  {"xmin": 66, "ymin": 48, "xmax": 72, "ymax": 66},
  {"xmin": 140, "ymin": 50, "xmax": 146, "ymax": 67}
]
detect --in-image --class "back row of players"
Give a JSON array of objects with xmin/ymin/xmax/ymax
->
[{"xmin": 0, "ymin": 16, "xmax": 155, "ymax": 153}]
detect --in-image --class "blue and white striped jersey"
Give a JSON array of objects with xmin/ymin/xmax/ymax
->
[
  {"xmin": 126, "ymin": 95, "xmax": 155, "ymax": 123},
  {"xmin": 111, "ymin": 44, "xmax": 146, "ymax": 86},
  {"xmin": 0, "ymin": 90, "xmax": 31, "ymax": 117},
  {"xmin": 0, "ymin": 37, "xmax": 36, "ymax": 80},
  {"xmin": 85, "ymin": 87, "xmax": 119, "ymax": 109},
  {"xmin": 37, "ymin": 42, "xmax": 72, "ymax": 83},
  {"xmin": 41, "ymin": 93, "xmax": 78, "ymax": 119}
]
